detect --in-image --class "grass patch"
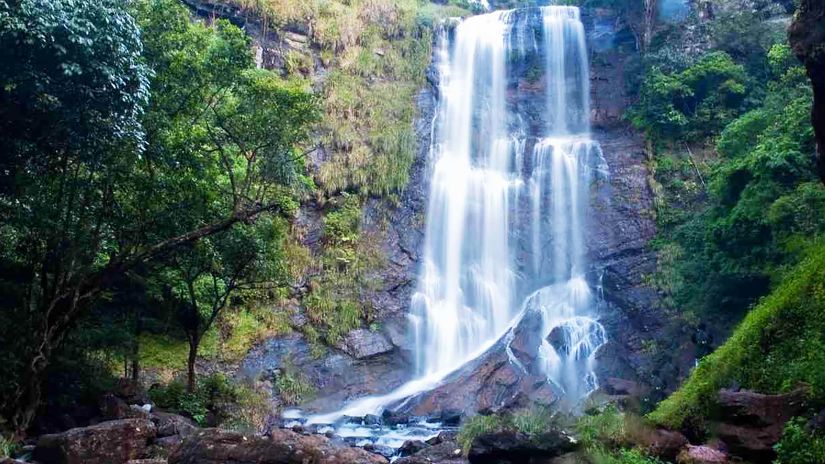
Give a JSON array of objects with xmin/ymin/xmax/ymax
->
[
  {"xmin": 649, "ymin": 243, "xmax": 825, "ymax": 430},
  {"xmin": 456, "ymin": 408, "xmax": 559, "ymax": 453},
  {"xmin": 273, "ymin": 359, "xmax": 315, "ymax": 405}
]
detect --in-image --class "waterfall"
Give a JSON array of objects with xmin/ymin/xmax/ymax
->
[{"xmin": 305, "ymin": 5, "xmax": 607, "ymax": 427}]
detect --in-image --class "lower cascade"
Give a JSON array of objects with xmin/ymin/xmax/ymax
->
[{"xmin": 291, "ymin": 4, "xmax": 609, "ymax": 451}]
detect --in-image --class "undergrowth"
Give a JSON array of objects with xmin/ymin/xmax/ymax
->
[{"xmin": 649, "ymin": 243, "xmax": 825, "ymax": 430}]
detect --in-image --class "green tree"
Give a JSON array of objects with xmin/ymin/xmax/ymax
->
[
  {"xmin": 0, "ymin": 0, "xmax": 318, "ymax": 436},
  {"xmin": 630, "ymin": 51, "xmax": 747, "ymax": 143}
]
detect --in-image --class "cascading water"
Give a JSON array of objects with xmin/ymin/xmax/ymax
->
[{"xmin": 297, "ymin": 5, "xmax": 609, "ymax": 451}]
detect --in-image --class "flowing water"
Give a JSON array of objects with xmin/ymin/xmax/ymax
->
[{"xmin": 293, "ymin": 5, "xmax": 609, "ymax": 453}]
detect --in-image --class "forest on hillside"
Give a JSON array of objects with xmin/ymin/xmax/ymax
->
[{"xmin": 1, "ymin": 0, "xmax": 824, "ymax": 463}]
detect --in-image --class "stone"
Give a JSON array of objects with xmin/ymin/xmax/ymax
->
[
  {"xmin": 151, "ymin": 411, "xmax": 197, "ymax": 438},
  {"xmin": 154, "ymin": 434, "xmax": 184, "ymax": 453},
  {"xmin": 100, "ymin": 393, "xmax": 132, "ymax": 420},
  {"xmin": 642, "ymin": 428, "xmax": 689, "ymax": 461},
  {"xmin": 364, "ymin": 414, "xmax": 382, "ymax": 426},
  {"xmin": 335, "ymin": 328, "xmax": 394, "ymax": 359},
  {"xmin": 168, "ymin": 428, "xmax": 387, "ymax": 464},
  {"xmin": 468, "ymin": 430, "xmax": 577, "ymax": 464},
  {"xmin": 33, "ymin": 418, "xmax": 156, "ymax": 464},
  {"xmin": 126, "ymin": 460, "xmax": 167, "ymax": 464},
  {"xmin": 716, "ymin": 388, "xmax": 807, "ymax": 427},
  {"xmin": 602, "ymin": 377, "xmax": 644, "ymax": 397},
  {"xmin": 395, "ymin": 439, "xmax": 464, "ymax": 464},
  {"xmin": 398, "ymin": 439, "xmax": 429, "ymax": 457},
  {"xmin": 676, "ymin": 445, "xmax": 728, "ymax": 464},
  {"xmin": 713, "ymin": 388, "xmax": 808, "ymax": 463},
  {"xmin": 426, "ymin": 430, "xmax": 458, "ymax": 446}
]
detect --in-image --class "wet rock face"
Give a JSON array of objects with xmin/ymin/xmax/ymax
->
[
  {"xmin": 391, "ymin": 309, "xmax": 554, "ymax": 418},
  {"xmin": 33, "ymin": 418, "xmax": 156, "ymax": 464},
  {"xmin": 241, "ymin": 333, "xmax": 409, "ymax": 413},
  {"xmin": 168, "ymin": 428, "xmax": 388, "ymax": 464}
]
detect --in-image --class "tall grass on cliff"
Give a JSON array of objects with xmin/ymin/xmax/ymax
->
[{"xmin": 649, "ymin": 242, "xmax": 825, "ymax": 430}]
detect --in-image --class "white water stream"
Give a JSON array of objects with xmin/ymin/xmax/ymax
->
[{"xmin": 300, "ymin": 5, "xmax": 608, "ymax": 438}]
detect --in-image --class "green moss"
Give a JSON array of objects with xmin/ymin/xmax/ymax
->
[
  {"xmin": 218, "ymin": 307, "xmax": 291, "ymax": 362},
  {"xmin": 456, "ymin": 408, "xmax": 559, "ymax": 454},
  {"xmin": 457, "ymin": 415, "xmax": 504, "ymax": 453},
  {"xmin": 273, "ymin": 359, "xmax": 315, "ymax": 405},
  {"xmin": 649, "ymin": 243, "xmax": 825, "ymax": 430}
]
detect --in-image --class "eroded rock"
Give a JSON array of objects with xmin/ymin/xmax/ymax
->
[
  {"xmin": 33, "ymin": 418, "xmax": 156, "ymax": 464},
  {"xmin": 168, "ymin": 428, "xmax": 387, "ymax": 464},
  {"xmin": 468, "ymin": 429, "xmax": 577, "ymax": 464},
  {"xmin": 335, "ymin": 329, "xmax": 395, "ymax": 359},
  {"xmin": 676, "ymin": 445, "xmax": 728, "ymax": 464},
  {"xmin": 713, "ymin": 388, "xmax": 808, "ymax": 463}
]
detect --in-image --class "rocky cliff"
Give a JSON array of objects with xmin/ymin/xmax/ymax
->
[{"xmin": 182, "ymin": 0, "xmax": 694, "ymax": 418}]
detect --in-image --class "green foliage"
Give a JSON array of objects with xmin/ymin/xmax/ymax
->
[
  {"xmin": 149, "ymin": 373, "xmax": 249, "ymax": 426},
  {"xmin": 587, "ymin": 447, "xmax": 665, "ymax": 464},
  {"xmin": 323, "ymin": 194, "xmax": 362, "ymax": 244},
  {"xmin": 456, "ymin": 408, "xmax": 558, "ymax": 453},
  {"xmin": 649, "ymin": 48, "xmax": 818, "ymax": 318},
  {"xmin": 240, "ymin": 0, "xmax": 470, "ymax": 196},
  {"xmin": 774, "ymin": 417, "xmax": 825, "ymax": 464},
  {"xmin": 457, "ymin": 415, "xmax": 504, "ymax": 453},
  {"xmin": 649, "ymin": 244, "xmax": 825, "ymax": 430},
  {"xmin": 273, "ymin": 360, "xmax": 315, "ymax": 405},
  {"xmin": 576, "ymin": 405, "xmax": 627, "ymax": 449},
  {"xmin": 0, "ymin": 0, "xmax": 317, "ymax": 429},
  {"xmin": 0, "ymin": 435, "xmax": 17, "ymax": 458},
  {"xmin": 630, "ymin": 51, "xmax": 747, "ymax": 142}
]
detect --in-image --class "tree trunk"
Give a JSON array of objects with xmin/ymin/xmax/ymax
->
[
  {"xmin": 643, "ymin": 0, "xmax": 656, "ymax": 52},
  {"xmin": 187, "ymin": 336, "xmax": 199, "ymax": 394},
  {"xmin": 131, "ymin": 311, "xmax": 142, "ymax": 382}
]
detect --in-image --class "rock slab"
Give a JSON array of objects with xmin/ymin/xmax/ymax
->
[
  {"xmin": 468, "ymin": 430, "xmax": 577, "ymax": 464},
  {"xmin": 168, "ymin": 428, "xmax": 387, "ymax": 464},
  {"xmin": 33, "ymin": 418, "xmax": 156, "ymax": 464}
]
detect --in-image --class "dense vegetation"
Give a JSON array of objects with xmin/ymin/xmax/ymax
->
[
  {"xmin": 1, "ymin": 0, "xmax": 823, "ymax": 462},
  {"xmin": 0, "ymin": 0, "xmax": 472, "ymax": 441},
  {"xmin": 0, "ymin": 0, "xmax": 317, "ymax": 436}
]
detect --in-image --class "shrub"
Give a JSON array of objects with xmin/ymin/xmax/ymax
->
[
  {"xmin": 774, "ymin": 417, "xmax": 825, "ymax": 464},
  {"xmin": 457, "ymin": 415, "xmax": 503, "ymax": 453},
  {"xmin": 649, "ymin": 244, "xmax": 825, "ymax": 430},
  {"xmin": 273, "ymin": 360, "xmax": 315, "ymax": 405},
  {"xmin": 0, "ymin": 435, "xmax": 17, "ymax": 459}
]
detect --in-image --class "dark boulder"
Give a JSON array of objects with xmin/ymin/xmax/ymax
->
[
  {"xmin": 641, "ymin": 428, "xmax": 688, "ymax": 461},
  {"xmin": 468, "ymin": 430, "xmax": 577, "ymax": 464},
  {"xmin": 168, "ymin": 428, "xmax": 387, "ymax": 464},
  {"xmin": 395, "ymin": 439, "xmax": 464, "ymax": 464},
  {"xmin": 713, "ymin": 388, "xmax": 808, "ymax": 463},
  {"xmin": 382, "ymin": 409, "xmax": 410, "ymax": 426},
  {"xmin": 150, "ymin": 411, "xmax": 197, "ymax": 438},
  {"xmin": 33, "ymin": 418, "xmax": 156, "ymax": 464},
  {"xmin": 399, "ymin": 439, "xmax": 429, "ymax": 457},
  {"xmin": 602, "ymin": 378, "xmax": 645, "ymax": 397},
  {"xmin": 426, "ymin": 430, "xmax": 458, "ymax": 446}
]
